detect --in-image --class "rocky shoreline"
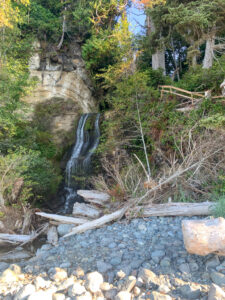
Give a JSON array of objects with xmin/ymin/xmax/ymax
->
[{"xmin": 0, "ymin": 216, "xmax": 225, "ymax": 299}]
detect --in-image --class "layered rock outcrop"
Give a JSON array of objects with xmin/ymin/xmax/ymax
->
[{"xmin": 24, "ymin": 40, "xmax": 96, "ymax": 145}]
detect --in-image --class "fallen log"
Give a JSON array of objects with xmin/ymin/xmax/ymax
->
[
  {"xmin": 133, "ymin": 202, "xmax": 213, "ymax": 217},
  {"xmin": 63, "ymin": 207, "xmax": 127, "ymax": 238},
  {"xmin": 73, "ymin": 202, "xmax": 101, "ymax": 219},
  {"xmin": 36, "ymin": 212, "xmax": 88, "ymax": 225},
  {"xmin": 182, "ymin": 218, "xmax": 225, "ymax": 256},
  {"xmin": 0, "ymin": 233, "xmax": 35, "ymax": 244},
  {"xmin": 0, "ymin": 223, "xmax": 48, "ymax": 246},
  {"xmin": 77, "ymin": 190, "xmax": 110, "ymax": 205}
]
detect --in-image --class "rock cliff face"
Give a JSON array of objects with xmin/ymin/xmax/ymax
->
[{"xmin": 24, "ymin": 40, "xmax": 96, "ymax": 145}]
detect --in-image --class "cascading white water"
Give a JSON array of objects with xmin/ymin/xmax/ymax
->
[{"xmin": 63, "ymin": 113, "xmax": 100, "ymax": 213}]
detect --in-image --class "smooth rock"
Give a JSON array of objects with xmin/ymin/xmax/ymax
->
[
  {"xmin": 208, "ymin": 283, "xmax": 225, "ymax": 300},
  {"xmin": 150, "ymin": 291, "xmax": 172, "ymax": 300},
  {"xmin": 100, "ymin": 282, "xmax": 111, "ymax": 291},
  {"xmin": 57, "ymin": 277, "xmax": 75, "ymax": 291},
  {"xmin": 34, "ymin": 276, "xmax": 50, "ymax": 289},
  {"xmin": 105, "ymin": 288, "xmax": 118, "ymax": 299},
  {"xmin": 0, "ymin": 269, "xmax": 19, "ymax": 283},
  {"xmin": 121, "ymin": 276, "xmax": 136, "ymax": 292},
  {"xmin": 133, "ymin": 286, "xmax": 141, "ymax": 296},
  {"xmin": 47, "ymin": 226, "xmax": 58, "ymax": 245},
  {"xmin": 115, "ymin": 291, "xmax": 132, "ymax": 300},
  {"xmin": 178, "ymin": 263, "xmax": 190, "ymax": 274},
  {"xmin": 14, "ymin": 284, "xmax": 36, "ymax": 300},
  {"xmin": 52, "ymin": 294, "xmax": 66, "ymax": 300},
  {"xmin": 75, "ymin": 292, "xmax": 92, "ymax": 300},
  {"xmin": 27, "ymin": 291, "xmax": 53, "ymax": 300},
  {"xmin": 57, "ymin": 224, "xmax": 74, "ymax": 237},
  {"xmin": 206, "ymin": 257, "xmax": 220, "ymax": 270},
  {"xmin": 138, "ymin": 268, "xmax": 158, "ymax": 285},
  {"xmin": 96, "ymin": 261, "xmax": 112, "ymax": 273},
  {"xmin": 210, "ymin": 271, "xmax": 225, "ymax": 286},
  {"xmin": 158, "ymin": 284, "xmax": 171, "ymax": 293},
  {"xmin": 68, "ymin": 282, "xmax": 86, "ymax": 297},
  {"xmin": 50, "ymin": 268, "xmax": 68, "ymax": 282},
  {"xmin": 160, "ymin": 258, "xmax": 171, "ymax": 268},
  {"xmin": 85, "ymin": 271, "xmax": 103, "ymax": 293},
  {"xmin": 0, "ymin": 262, "xmax": 8, "ymax": 271},
  {"xmin": 179, "ymin": 284, "xmax": 201, "ymax": 299}
]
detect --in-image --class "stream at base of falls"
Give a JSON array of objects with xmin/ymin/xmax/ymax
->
[{"xmin": 61, "ymin": 113, "xmax": 100, "ymax": 214}]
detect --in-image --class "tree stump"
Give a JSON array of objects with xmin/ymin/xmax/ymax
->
[{"xmin": 182, "ymin": 218, "xmax": 225, "ymax": 256}]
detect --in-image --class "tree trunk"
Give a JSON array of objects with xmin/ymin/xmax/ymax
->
[
  {"xmin": 203, "ymin": 36, "xmax": 215, "ymax": 69},
  {"xmin": 152, "ymin": 50, "xmax": 166, "ymax": 73},
  {"xmin": 147, "ymin": 15, "xmax": 165, "ymax": 74}
]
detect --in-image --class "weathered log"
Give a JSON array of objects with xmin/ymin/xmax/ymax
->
[
  {"xmin": 133, "ymin": 202, "xmax": 213, "ymax": 217},
  {"xmin": 73, "ymin": 202, "xmax": 101, "ymax": 219},
  {"xmin": 0, "ymin": 233, "xmax": 35, "ymax": 244},
  {"xmin": 182, "ymin": 218, "xmax": 225, "ymax": 256},
  {"xmin": 77, "ymin": 190, "xmax": 110, "ymax": 205},
  {"xmin": 63, "ymin": 207, "xmax": 127, "ymax": 238},
  {"xmin": 36, "ymin": 212, "xmax": 87, "ymax": 225}
]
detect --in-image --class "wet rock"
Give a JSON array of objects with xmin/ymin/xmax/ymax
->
[
  {"xmin": 85, "ymin": 271, "xmax": 103, "ymax": 293},
  {"xmin": 208, "ymin": 283, "xmax": 225, "ymax": 300}
]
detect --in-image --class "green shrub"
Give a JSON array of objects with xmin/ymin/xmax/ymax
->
[
  {"xmin": 0, "ymin": 148, "xmax": 61, "ymax": 206},
  {"xmin": 212, "ymin": 195, "xmax": 225, "ymax": 218}
]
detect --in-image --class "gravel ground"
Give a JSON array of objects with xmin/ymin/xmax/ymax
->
[{"xmin": 0, "ymin": 216, "xmax": 225, "ymax": 299}]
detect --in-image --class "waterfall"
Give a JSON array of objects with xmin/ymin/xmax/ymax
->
[{"xmin": 63, "ymin": 113, "xmax": 100, "ymax": 213}]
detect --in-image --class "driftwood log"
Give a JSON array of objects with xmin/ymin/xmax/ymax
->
[
  {"xmin": 63, "ymin": 207, "xmax": 127, "ymax": 238},
  {"xmin": 77, "ymin": 190, "xmax": 110, "ymax": 205},
  {"xmin": 73, "ymin": 202, "xmax": 101, "ymax": 219},
  {"xmin": 36, "ymin": 212, "xmax": 88, "ymax": 225},
  {"xmin": 134, "ymin": 202, "xmax": 213, "ymax": 217},
  {"xmin": 0, "ymin": 233, "xmax": 36, "ymax": 244},
  {"xmin": 182, "ymin": 218, "xmax": 225, "ymax": 256}
]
